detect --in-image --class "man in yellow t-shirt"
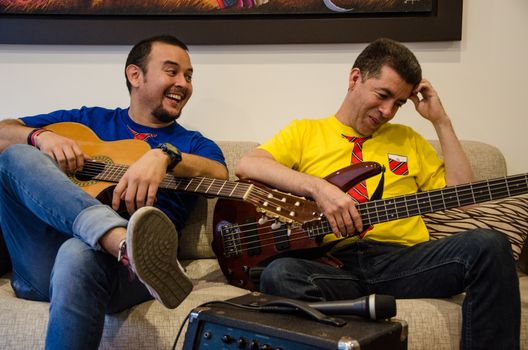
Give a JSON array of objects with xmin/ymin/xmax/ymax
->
[{"xmin": 236, "ymin": 38, "xmax": 519, "ymax": 349}]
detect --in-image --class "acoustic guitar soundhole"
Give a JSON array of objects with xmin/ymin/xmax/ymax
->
[{"xmin": 70, "ymin": 156, "xmax": 112, "ymax": 186}]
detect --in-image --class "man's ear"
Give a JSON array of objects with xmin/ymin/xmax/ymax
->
[
  {"xmin": 348, "ymin": 68, "xmax": 361, "ymax": 91},
  {"xmin": 125, "ymin": 64, "xmax": 142, "ymax": 89}
]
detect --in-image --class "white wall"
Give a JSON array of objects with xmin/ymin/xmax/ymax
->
[{"xmin": 1, "ymin": 0, "xmax": 527, "ymax": 174}]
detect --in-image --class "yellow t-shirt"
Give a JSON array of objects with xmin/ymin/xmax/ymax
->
[{"xmin": 259, "ymin": 115, "xmax": 446, "ymax": 246}]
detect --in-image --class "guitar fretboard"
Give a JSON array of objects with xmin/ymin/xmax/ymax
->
[
  {"xmin": 80, "ymin": 161, "xmax": 252, "ymax": 200},
  {"xmin": 360, "ymin": 173, "xmax": 528, "ymax": 226},
  {"xmin": 305, "ymin": 173, "xmax": 528, "ymax": 238}
]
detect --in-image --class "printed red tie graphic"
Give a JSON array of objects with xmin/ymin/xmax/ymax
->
[{"xmin": 342, "ymin": 134, "xmax": 371, "ymax": 203}]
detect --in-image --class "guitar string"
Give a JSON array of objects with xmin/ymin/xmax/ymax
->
[
  {"xmin": 78, "ymin": 161, "xmax": 528, "ymax": 241},
  {"xmin": 79, "ymin": 160, "xmax": 527, "ymax": 241},
  {"xmin": 78, "ymin": 162, "xmax": 254, "ymax": 198},
  {"xmin": 79, "ymin": 160, "xmax": 528, "ymax": 198},
  {"xmin": 78, "ymin": 161, "xmax": 528, "ymax": 225},
  {"xmin": 79, "ymin": 161, "xmax": 528, "ymax": 211},
  {"xmin": 79, "ymin": 161, "xmax": 259, "ymax": 194},
  {"xmin": 221, "ymin": 177, "xmax": 527, "ymax": 235},
  {"xmin": 78, "ymin": 161, "xmax": 528, "ymax": 226},
  {"xmin": 78, "ymin": 162, "xmax": 334, "ymax": 253},
  {"xmin": 219, "ymin": 185, "xmax": 528, "ymax": 253},
  {"xmin": 219, "ymin": 187, "xmax": 528, "ymax": 254},
  {"xmin": 218, "ymin": 222, "xmax": 333, "ymax": 254},
  {"xmin": 220, "ymin": 183, "xmax": 528, "ymax": 254},
  {"xmin": 77, "ymin": 162, "xmax": 528, "ymax": 255},
  {"xmin": 78, "ymin": 162, "xmax": 308, "ymax": 208}
]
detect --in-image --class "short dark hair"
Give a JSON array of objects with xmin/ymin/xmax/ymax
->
[
  {"xmin": 353, "ymin": 38, "xmax": 422, "ymax": 86},
  {"xmin": 125, "ymin": 35, "xmax": 189, "ymax": 93}
]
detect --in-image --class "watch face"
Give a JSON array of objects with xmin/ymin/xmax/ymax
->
[
  {"xmin": 165, "ymin": 143, "xmax": 180, "ymax": 156},
  {"xmin": 159, "ymin": 143, "xmax": 181, "ymax": 170}
]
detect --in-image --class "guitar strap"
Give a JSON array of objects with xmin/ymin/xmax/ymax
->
[{"xmin": 370, "ymin": 166, "xmax": 385, "ymax": 201}]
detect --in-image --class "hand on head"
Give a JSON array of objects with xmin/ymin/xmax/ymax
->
[{"xmin": 409, "ymin": 79, "xmax": 449, "ymax": 125}]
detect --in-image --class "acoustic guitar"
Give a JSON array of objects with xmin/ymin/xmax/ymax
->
[
  {"xmin": 44, "ymin": 122, "xmax": 335, "ymax": 222},
  {"xmin": 44, "ymin": 122, "xmax": 285, "ymax": 208}
]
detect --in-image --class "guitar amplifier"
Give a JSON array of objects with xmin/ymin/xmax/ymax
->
[{"xmin": 183, "ymin": 292, "xmax": 407, "ymax": 350}]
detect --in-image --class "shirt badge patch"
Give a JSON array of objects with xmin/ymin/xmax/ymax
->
[
  {"xmin": 388, "ymin": 154, "xmax": 409, "ymax": 175},
  {"xmin": 127, "ymin": 125, "xmax": 157, "ymax": 141}
]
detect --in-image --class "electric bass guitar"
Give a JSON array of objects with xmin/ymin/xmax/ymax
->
[{"xmin": 212, "ymin": 162, "xmax": 528, "ymax": 291}]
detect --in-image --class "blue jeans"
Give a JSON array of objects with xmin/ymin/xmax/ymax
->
[
  {"xmin": 0, "ymin": 145, "xmax": 152, "ymax": 349},
  {"xmin": 260, "ymin": 229, "xmax": 520, "ymax": 350}
]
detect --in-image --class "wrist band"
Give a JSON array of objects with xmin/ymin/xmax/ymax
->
[{"xmin": 27, "ymin": 128, "xmax": 50, "ymax": 148}]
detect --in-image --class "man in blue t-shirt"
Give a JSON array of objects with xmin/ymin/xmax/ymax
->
[{"xmin": 0, "ymin": 35, "xmax": 228, "ymax": 349}]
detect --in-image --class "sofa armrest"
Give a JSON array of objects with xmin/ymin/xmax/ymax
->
[{"xmin": 423, "ymin": 195, "xmax": 528, "ymax": 272}]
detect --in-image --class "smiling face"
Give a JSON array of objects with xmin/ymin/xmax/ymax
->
[
  {"xmin": 341, "ymin": 65, "xmax": 414, "ymax": 136},
  {"xmin": 127, "ymin": 42, "xmax": 193, "ymax": 126}
]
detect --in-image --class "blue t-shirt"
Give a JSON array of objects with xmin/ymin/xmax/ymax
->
[{"xmin": 20, "ymin": 106, "xmax": 226, "ymax": 233}]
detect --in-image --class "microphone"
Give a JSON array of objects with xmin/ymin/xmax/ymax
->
[{"xmin": 307, "ymin": 294, "xmax": 396, "ymax": 320}]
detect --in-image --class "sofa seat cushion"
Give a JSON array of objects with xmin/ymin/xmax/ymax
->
[
  {"xmin": 0, "ymin": 260, "xmax": 248, "ymax": 350},
  {"xmin": 396, "ymin": 273, "xmax": 528, "ymax": 349},
  {"xmin": 2, "ymin": 267, "xmax": 528, "ymax": 349},
  {"xmin": 396, "ymin": 296, "xmax": 463, "ymax": 349}
]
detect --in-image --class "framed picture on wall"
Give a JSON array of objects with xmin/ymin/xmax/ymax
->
[{"xmin": 0, "ymin": 0, "xmax": 462, "ymax": 45}]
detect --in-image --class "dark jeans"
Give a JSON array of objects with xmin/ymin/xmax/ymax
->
[{"xmin": 260, "ymin": 230, "xmax": 520, "ymax": 350}]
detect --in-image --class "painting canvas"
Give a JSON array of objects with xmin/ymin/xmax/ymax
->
[
  {"xmin": 0, "ymin": 0, "xmax": 461, "ymax": 45},
  {"xmin": 0, "ymin": 0, "xmax": 433, "ymax": 15}
]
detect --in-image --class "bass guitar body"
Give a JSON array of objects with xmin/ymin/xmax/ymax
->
[
  {"xmin": 212, "ymin": 163, "xmax": 383, "ymax": 291},
  {"xmin": 212, "ymin": 198, "xmax": 326, "ymax": 291}
]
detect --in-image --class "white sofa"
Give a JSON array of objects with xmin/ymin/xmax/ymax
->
[{"xmin": 1, "ymin": 140, "xmax": 527, "ymax": 349}]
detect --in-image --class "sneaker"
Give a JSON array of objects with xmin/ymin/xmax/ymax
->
[{"xmin": 126, "ymin": 206, "xmax": 193, "ymax": 309}]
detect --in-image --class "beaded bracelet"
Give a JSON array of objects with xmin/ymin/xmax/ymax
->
[{"xmin": 27, "ymin": 128, "xmax": 50, "ymax": 148}]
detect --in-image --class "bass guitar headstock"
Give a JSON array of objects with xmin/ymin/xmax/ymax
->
[{"xmin": 243, "ymin": 181, "xmax": 323, "ymax": 226}]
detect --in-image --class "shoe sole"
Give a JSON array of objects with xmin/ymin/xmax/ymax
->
[{"xmin": 126, "ymin": 206, "xmax": 193, "ymax": 309}]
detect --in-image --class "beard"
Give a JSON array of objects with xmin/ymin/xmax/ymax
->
[{"xmin": 152, "ymin": 105, "xmax": 181, "ymax": 123}]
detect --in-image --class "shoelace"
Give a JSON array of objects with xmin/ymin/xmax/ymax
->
[{"xmin": 117, "ymin": 240, "xmax": 136, "ymax": 281}]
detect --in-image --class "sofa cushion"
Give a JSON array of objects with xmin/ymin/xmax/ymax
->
[
  {"xmin": 427, "ymin": 140, "xmax": 507, "ymax": 181},
  {"xmin": 424, "ymin": 195, "xmax": 528, "ymax": 265}
]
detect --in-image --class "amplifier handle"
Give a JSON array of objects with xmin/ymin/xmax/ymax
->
[{"xmin": 258, "ymin": 299, "xmax": 347, "ymax": 327}]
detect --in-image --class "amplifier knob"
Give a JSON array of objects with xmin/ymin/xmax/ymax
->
[
  {"xmin": 250, "ymin": 339, "xmax": 259, "ymax": 350},
  {"xmin": 237, "ymin": 337, "xmax": 247, "ymax": 348},
  {"xmin": 222, "ymin": 334, "xmax": 234, "ymax": 344}
]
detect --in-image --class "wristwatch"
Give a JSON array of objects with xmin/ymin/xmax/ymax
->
[{"xmin": 156, "ymin": 143, "xmax": 182, "ymax": 171}]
